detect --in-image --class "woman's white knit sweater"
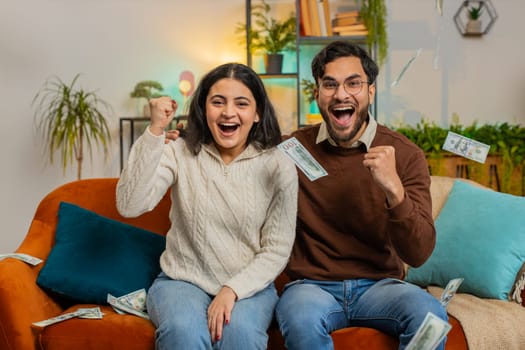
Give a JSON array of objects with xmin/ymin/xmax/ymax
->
[{"xmin": 117, "ymin": 128, "xmax": 298, "ymax": 299}]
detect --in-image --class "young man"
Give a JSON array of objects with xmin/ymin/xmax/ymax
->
[{"xmin": 275, "ymin": 41, "xmax": 447, "ymax": 350}]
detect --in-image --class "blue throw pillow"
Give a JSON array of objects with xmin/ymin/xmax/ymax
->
[
  {"xmin": 37, "ymin": 202, "xmax": 166, "ymax": 304},
  {"xmin": 406, "ymin": 180, "xmax": 525, "ymax": 300}
]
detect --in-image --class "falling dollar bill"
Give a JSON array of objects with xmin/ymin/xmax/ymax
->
[
  {"xmin": 392, "ymin": 48, "xmax": 422, "ymax": 87},
  {"xmin": 442, "ymin": 131, "xmax": 490, "ymax": 163},
  {"xmin": 440, "ymin": 278, "xmax": 464, "ymax": 308},
  {"xmin": 435, "ymin": 0, "xmax": 443, "ymax": 15},
  {"xmin": 405, "ymin": 312, "xmax": 451, "ymax": 350},
  {"xmin": 32, "ymin": 307, "xmax": 103, "ymax": 328},
  {"xmin": 0, "ymin": 253, "xmax": 42, "ymax": 266},
  {"xmin": 277, "ymin": 137, "xmax": 328, "ymax": 181}
]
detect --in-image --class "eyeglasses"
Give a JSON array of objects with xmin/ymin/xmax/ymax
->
[{"xmin": 319, "ymin": 78, "xmax": 370, "ymax": 97}]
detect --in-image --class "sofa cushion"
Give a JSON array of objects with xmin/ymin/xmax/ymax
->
[
  {"xmin": 36, "ymin": 202, "xmax": 166, "ymax": 304},
  {"xmin": 406, "ymin": 180, "xmax": 525, "ymax": 300},
  {"xmin": 38, "ymin": 305, "xmax": 155, "ymax": 350}
]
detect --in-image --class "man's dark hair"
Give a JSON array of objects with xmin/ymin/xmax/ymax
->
[{"xmin": 311, "ymin": 41, "xmax": 379, "ymax": 85}]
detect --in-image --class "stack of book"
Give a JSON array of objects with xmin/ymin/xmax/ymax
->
[
  {"xmin": 299, "ymin": 0, "xmax": 332, "ymax": 36},
  {"xmin": 331, "ymin": 10, "xmax": 368, "ymax": 37},
  {"xmin": 299, "ymin": 1, "xmax": 368, "ymax": 38}
]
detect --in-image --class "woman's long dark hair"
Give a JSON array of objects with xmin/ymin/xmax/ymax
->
[{"xmin": 184, "ymin": 63, "xmax": 282, "ymax": 155}]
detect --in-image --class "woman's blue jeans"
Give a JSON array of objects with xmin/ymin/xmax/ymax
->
[
  {"xmin": 275, "ymin": 278, "xmax": 448, "ymax": 350},
  {"xmin": 147, "ymin": 273, "xmax": 278, "ymax": 350}
]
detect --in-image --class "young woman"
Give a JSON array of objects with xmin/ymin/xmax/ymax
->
[{"xmin": 117, "ymin": 63, "xmax": 298, "ymax": 350}]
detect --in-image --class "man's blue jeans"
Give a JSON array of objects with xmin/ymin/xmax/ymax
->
[
  {"xmin": 147, "ymin": 273, "xmax": 278, "ymax": 350},
  {"xmin": 275, "ymin": 278, "xmax": 448, "ymax": 350}
]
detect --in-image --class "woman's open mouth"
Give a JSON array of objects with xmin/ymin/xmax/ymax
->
[{"xmin": 218, "ymin": 123, "xmax": 240, "ymax": 134}]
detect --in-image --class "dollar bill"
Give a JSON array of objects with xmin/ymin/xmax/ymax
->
[
  {"xmin": 405, "ymin": 312, "xmax": 451, "ymax": 350},
  {"xmin": 435, "ymin": 0, "xmax": 443, "ymax": 15},
  {"xmin": 277, "ymin": 137, "xmax": 328, "ymax": 181},
  {"xmin": 107, "ymin": 290, "xmax": 149, "ymax": 319},
  {"xmin": 77, "ymin": 307, "xmax": 104, "ymax": 319},
  {"xmin": 117, "ymin": 288, "xmax": 147, "ymax": 312},
  {"xmin": 32, "ymin": 311, "xmax": 80, "ymax": 328},
  {"xmin": 442, "ymin": 131, "xmax": 490, "ymax": 163},
  {"xmin": 392, "ymin": 48, "xmax": 422, "ymax": 87},
  {"xmin": 440, "ymin": 278, "xmax": 464, "ymax": 308},
  {"xmin": 32, "ymin": 307, "xmax": 103, "ymax": 328},
  {"xmin": 0, "ymin": 253, "xmax": 42, "ymax": 266}
]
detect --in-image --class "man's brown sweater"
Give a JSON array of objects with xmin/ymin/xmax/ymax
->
[{"xmin": 286, "ymin": 123, "xmax": 435, "ymax": 281}]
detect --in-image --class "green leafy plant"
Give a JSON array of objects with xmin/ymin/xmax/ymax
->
[
  {"xmin": 392, "ymin": 116, "xmax": 525, "ymax": 195},
  {"xmin": 236, "ymin": 0, "xmax": 296, "ymax": 55},
  {"xmin": 32, "ymin": 74, "xmax": 112, "ymax": 180},
  {"xmin": 300, "ymin": 79, "xmax": 316, "ymax": 104},
  {"xmin": 130, "ymin": 80, "xmax": 164, "ymax": 101},
  {"xmin": 467, "ymin": 2, "xmax": 483, "ymax": 20},
  {"xmin": 359, "ymin": 0, "xmax": 388, "ymax": 66},
  {"xmin": 393, "ymin": 119, "xmax": 448, "ymax": 158}
]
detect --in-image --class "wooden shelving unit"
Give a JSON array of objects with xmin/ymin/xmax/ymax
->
[{"xmin": 244, "ymin": 0, "xmax": 376, "ymax": 132}]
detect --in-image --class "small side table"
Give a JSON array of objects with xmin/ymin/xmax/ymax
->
[{"xmin": 119, "ymin": 116, "xmax": 187, "ymax": 172}]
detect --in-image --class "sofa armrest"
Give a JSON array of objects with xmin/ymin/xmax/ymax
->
[{"xmin": 0, "ymin": 258, "xmax": 63, "ymax": 350}]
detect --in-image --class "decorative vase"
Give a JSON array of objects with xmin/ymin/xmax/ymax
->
[
  {"xmin": 466, "ymin": 19, "xmax": 482, "ymax": 34},
  {"xmin": 143, "ymin": 103, "xmax": 151, "ymax": 117},
  {"xmin": 264, "ymin": 54, "xmax": 283, "ymax": 74},
  {"xmin": 305, "ymin": 100, "xmax": 322, "ymax": 125}
]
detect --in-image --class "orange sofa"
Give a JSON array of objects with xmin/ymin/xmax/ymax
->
[{"xmin": 1, "ymin": 176, "xmax": 517, "ymax": 350}]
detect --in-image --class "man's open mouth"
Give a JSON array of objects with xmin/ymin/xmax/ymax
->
[{"xmin": 331, "ymin": 106, "xmax": 355, "ymax": 125}]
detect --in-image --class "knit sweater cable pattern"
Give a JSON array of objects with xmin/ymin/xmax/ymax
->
[{"xmin": 117, "ymin": 130, "xmax": 298, "ymax": 299}]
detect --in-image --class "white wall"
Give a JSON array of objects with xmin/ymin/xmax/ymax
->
[
  {"xmin": 1, "ymin": 0, "xmax": 524, "ymax": 253},
  {"xmin": 0, "ymin": 0, "xmax": 246, "ymax": 252},
  {"xmin": 380, "ymin": 0, "xmax": 525, "ymax": 127}
]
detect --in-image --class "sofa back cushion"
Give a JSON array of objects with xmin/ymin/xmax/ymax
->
[
  {"xmin": 429, "ymin": 176, "xmax": 483, "ymax": 220},
  {"xmin": 19, "ymin": 178, "xmax": 171, "ymax": 261},
  {"xmin": 35, "ymin": 178, "xmax": 171, "ymax": 236}
]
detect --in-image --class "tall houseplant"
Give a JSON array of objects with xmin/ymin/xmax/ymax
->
[
  {"xmin": 32, "ymin": 74, "xmax": 112, "ymax": 180},
  {"xmin": 237, "ymin": 0, "xmax": 296, "ymax": 74}
]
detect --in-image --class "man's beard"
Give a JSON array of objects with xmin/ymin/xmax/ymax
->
[{"xmin": 322, "ymin": 106, "xmax": 369, "ymax": 146}]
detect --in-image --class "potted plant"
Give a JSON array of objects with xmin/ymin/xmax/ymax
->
[
  {"xmin": 359, "ymin": 0, "xmax": 389, "ymax": 66},
  {"xmin": 237, "ymin": 0, "xmax": 296, "ymax": 74},
  {"xmin": 300, "ymin": 79, "xmax": 322, "ymax": 124},
  {"xmin": 392, "ymin": 116, "xmax": 525, "ymax": 196},
  {"xmin": 32, "ymin": 74, "xmax": 112, "ymax": 180},
  {"xmin": 301, "ymin": 79, "xmax": 323, "ymax": 124},
  {"xmin": 130, "ymin": 80, "xmax": 164, "ymax": 116},
  {"xmin": 466, "ymin": 1, "xmax": 483, "ymax": 34},
  {"xmin": 300, "ymin": 79, "xmax": 316, "ymax": 104}
]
